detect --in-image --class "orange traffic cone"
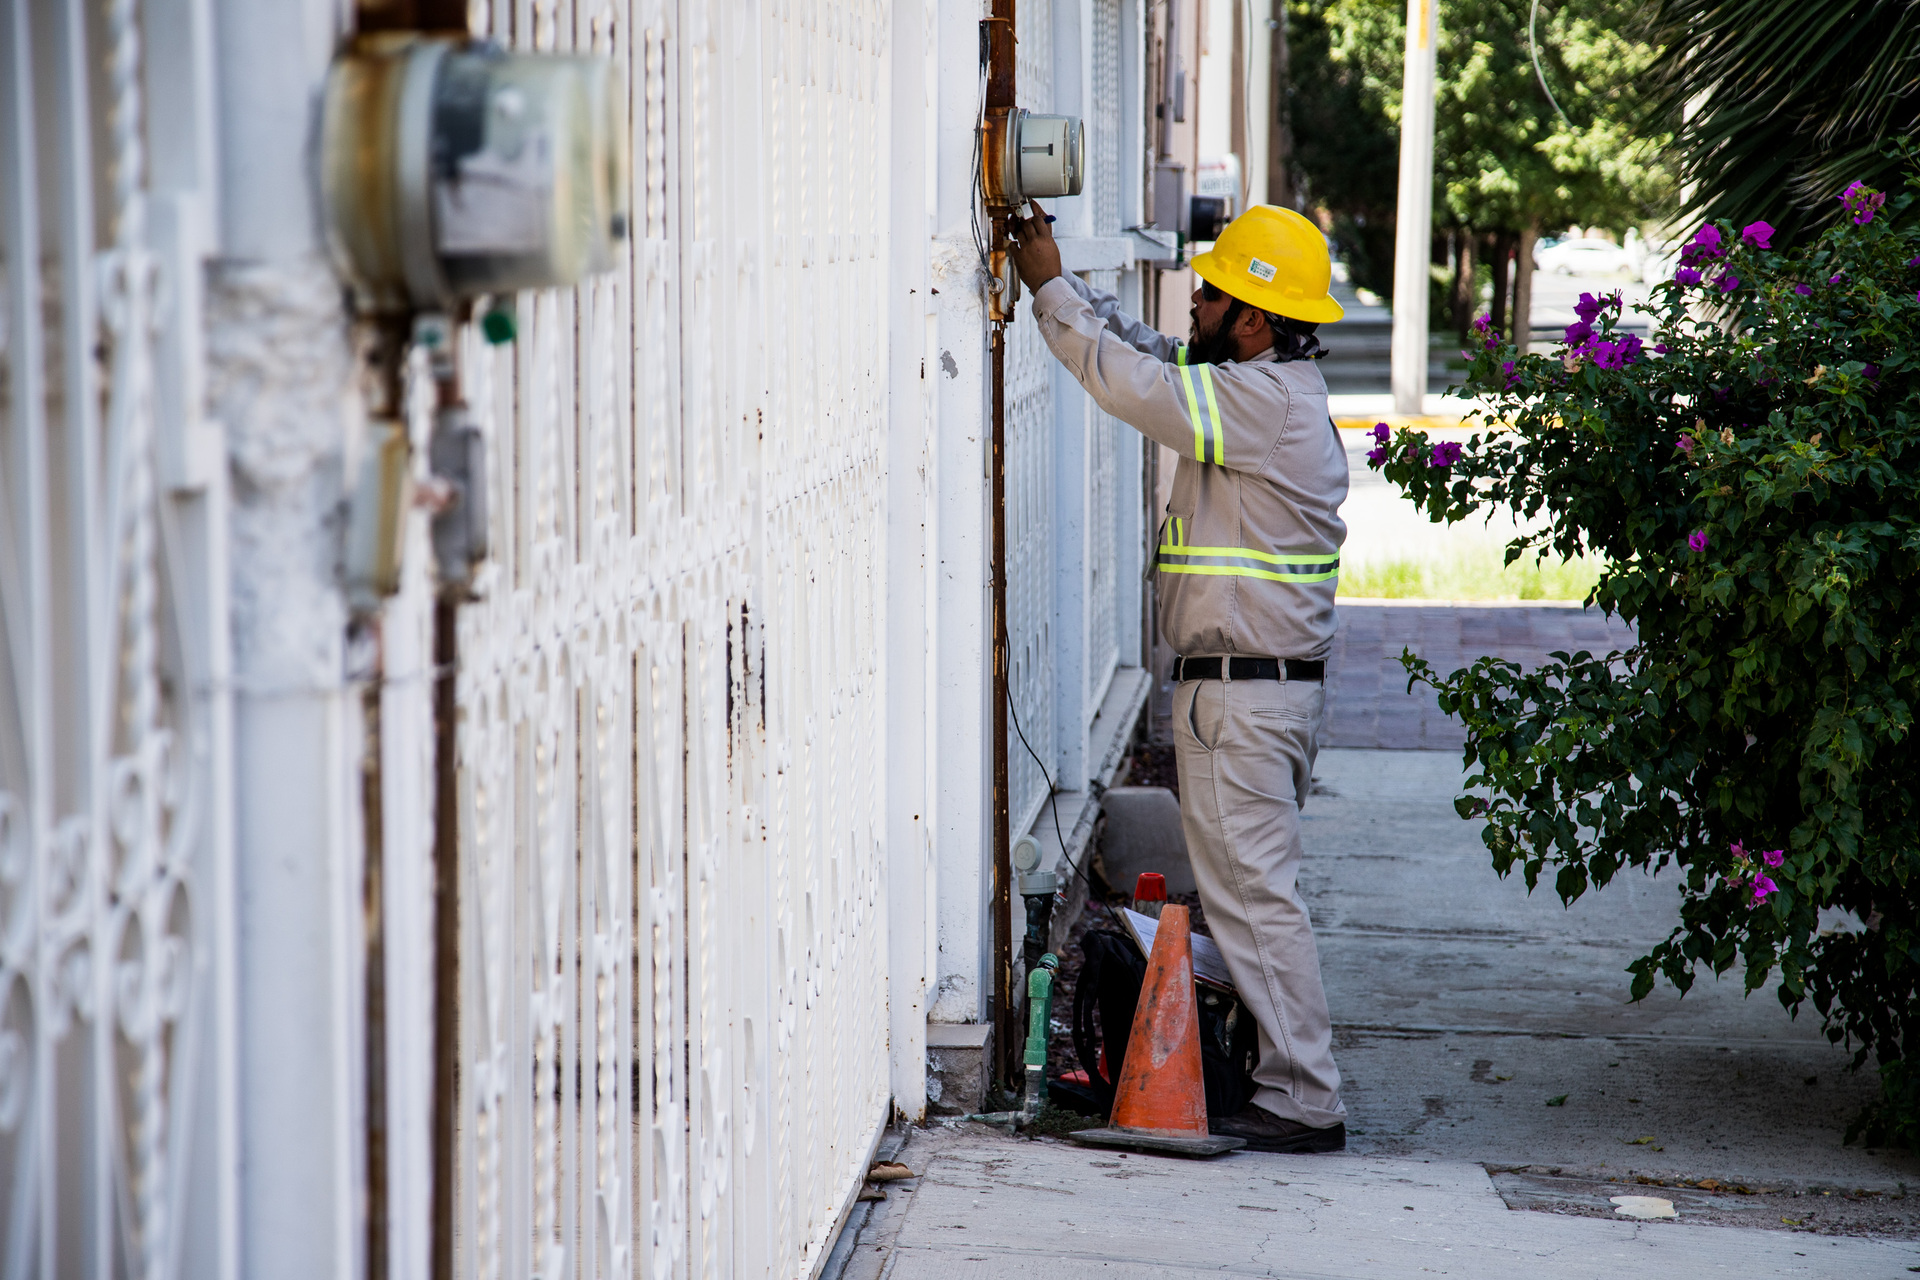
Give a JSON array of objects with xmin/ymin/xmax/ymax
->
[{"xmin": 1068, "ymin": 905, "xmax": 1245, "ymax": 1158}]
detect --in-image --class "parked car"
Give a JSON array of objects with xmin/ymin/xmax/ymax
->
[
  {"xmin": 1639, "ymin": 241, "xmax": 1680, "ymax": 284},
  {"xmin": 1534, "ymin": 238, "xmax": 1632, "ymax": 277}
]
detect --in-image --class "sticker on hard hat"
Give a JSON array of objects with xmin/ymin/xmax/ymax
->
[{"xmin": 1246, "ymin": 257, "xmax": 1277, "ymax": 282}]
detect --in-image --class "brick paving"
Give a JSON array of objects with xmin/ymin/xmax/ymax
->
[{"xmin": 1323, "ymin": 603, "xmax": 1636, "ymax": 750}]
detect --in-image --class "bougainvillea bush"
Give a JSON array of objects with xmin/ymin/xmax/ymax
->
[{"xmin": 1373, "ymin": 177, "xmax": 1920, "ymax": 1141}]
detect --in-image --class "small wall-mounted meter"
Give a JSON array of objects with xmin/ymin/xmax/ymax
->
[
  {"xmin": 983, "ymin": 108, "xmax": 1086, "ymax": 205},
  {"xmin": 321, "ymin": 35, "xmax": 629, "ymax": 311}
]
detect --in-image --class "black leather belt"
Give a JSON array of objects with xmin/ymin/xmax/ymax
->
[{"xmin": 1173, "ymin": 656, "xmax": 1324, "ymax": 683}]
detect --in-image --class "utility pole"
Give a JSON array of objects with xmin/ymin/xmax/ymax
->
[{"xmin": 1390, "ymin": 0, "xmax": 1437, "ymax": 415}]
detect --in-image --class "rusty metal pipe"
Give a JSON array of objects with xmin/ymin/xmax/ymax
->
[{"xmin": 983, "ymin": 1, "xmax": 1019, "ymax": 1090}]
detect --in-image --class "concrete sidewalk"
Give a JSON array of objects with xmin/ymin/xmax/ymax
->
[
  {"xmin": 835, "ymin": 1127, "xmax": 1920, "ymax": 1279},
  {"xmin": 837, "ymin": 745, "xmax": 1918, "ymax": 1277},
  {"xmin": 1307, "ymin": 749, "xmax": 1915, "ymax": 1210}
]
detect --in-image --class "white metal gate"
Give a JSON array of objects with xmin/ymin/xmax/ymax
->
[
  {"xmin": 0, "ymin": 0, "xmax": 232, "ymax": 1276},
  {"xmin": 1005, "ymin": 0, "xmax": 1058, "ymax": 839},
  {"xmin": 1084, "ymin": 0, "xmax": 1126, "ymax": 713},
  {"xmin": 3, "ymin": 0, "xmax": 1155, "ymax": 1272},
  {"xmin": 451, "ymin": 2, "xmax": 893, "ymax": 1276}
]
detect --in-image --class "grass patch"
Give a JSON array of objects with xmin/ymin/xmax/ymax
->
[{"xmin": 1342, "ymin": 546, "xmax": 1601, "ymax": 601}]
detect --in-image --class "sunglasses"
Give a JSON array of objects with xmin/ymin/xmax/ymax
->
[{"xmin": 1199, "ymin": 280, "xmax": 1226, "ymax": 302}]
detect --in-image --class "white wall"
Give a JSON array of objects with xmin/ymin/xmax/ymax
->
[
  {"xmin": 886, "ymin": 0, "xmax": 939, "ymax": 1123},
  {"xmin": 211, "ymin": 2, "xmax": 366, "ymax": 1277}
]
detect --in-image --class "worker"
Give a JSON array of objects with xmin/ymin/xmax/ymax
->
[{"xmin": 1008, "ymin": 201, "xmax": 1348, "ymax": 1154}]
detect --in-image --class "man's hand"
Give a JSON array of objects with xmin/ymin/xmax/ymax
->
[{"xmin": 1007, "ymin": 200, "xmax": 1062, "ymax": 291}]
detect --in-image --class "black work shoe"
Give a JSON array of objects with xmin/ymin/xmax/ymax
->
[{"xmin": 1212, "ymin": 1104, "xmax": 1346, "ymax": 1153}]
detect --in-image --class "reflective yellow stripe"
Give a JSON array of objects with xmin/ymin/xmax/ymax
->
[
  {"xmin": 1175, "ymin": 345, "xmax": 1189, "ymax": 366},
  {"xmin": 1175, "ymin": 362, "xmax": 1205, "ymax": 462},
  {"xmin": 1178, "ymin": 363, "xmax": 1205, "ymax": 460},
  {"xmin": 1155, "ymin": 538, "xmax": 1340, "ymax": 583},
  {"xmin": 1198, "ymin": 364, "xmax": 1224, "ymax": 464},
  {"xmin": 1160, "ymin": 564, "xmax": 1341, "ymax": 584},
  {"xmin": 1158, "ymin": 544, "xmax": 1335, "ymax": 565}
]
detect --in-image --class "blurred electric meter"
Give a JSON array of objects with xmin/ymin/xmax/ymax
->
[
  {"xmin": 989, "ymin": 108, "xmax": 1086, "ymax": 203},
  {"xmin": 321, "ymin": 36, "xmax": 629, "ymax": 311},
  {"xmin": 1193, "ymin": 156, "xmax": 1242, "ymax": 211}
]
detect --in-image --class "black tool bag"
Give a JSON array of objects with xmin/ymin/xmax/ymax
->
[{"xmin": 1063, "ymin": 927, "xmax": 1258, "ymax": 1121}]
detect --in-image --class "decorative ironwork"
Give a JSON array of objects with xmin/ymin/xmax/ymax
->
[
  {"xmin": 0, "ymin": 0, "xmax": 229, "ymax": 1275},
  {"xmin": 452, "ymin": 3, "xmax": 893, "ymax": 1275}
]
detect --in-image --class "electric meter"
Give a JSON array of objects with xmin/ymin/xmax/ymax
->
[
  {"xmin": 1012, "ymin": 111, "xmax": 1085, "ymax": 199},
  {"xmin": 983, "ymin": 108, "xmax": 1086, "ymax": 205},
  {"xmin": 321, "ymin": 35, "xmax": 629, "ymax": 312}
]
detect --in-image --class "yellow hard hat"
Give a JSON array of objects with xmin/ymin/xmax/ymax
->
[{"xmin": 1190, "ymin": 205, "xmax": 1344, "ymax": 324}]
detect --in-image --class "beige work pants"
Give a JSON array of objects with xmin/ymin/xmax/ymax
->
[{"xmin": 1173, "ymin": 675, "xmax": 1345, "ymax": 1129}]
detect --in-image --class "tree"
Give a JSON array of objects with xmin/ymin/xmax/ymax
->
[
  {"xmin": 1650, "ymin": 0, "xmax": 1920, "ymax": 244},
  {"xmin": 1285, "ymin": 0, "xmax": 1671, "ymax": 333},
  {"xmin": 1373, "ymin": 181, "xmax": 1920, "ymax": 1143},
  {"xmin": 1287, "ymin": 0, "xmax": 1402, "ymax": 296}
]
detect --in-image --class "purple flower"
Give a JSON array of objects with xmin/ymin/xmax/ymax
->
[
  {"xmin": 1674, "ymin": 266, "xmax": 1702, "ymax": 286},
  {"xmin": 1564, "ymin": 319, "xmax": 1595, "ymax": 347},
  {"xmin": 1429, "ymin": 441, "xmax": 1463, "ymax": 468},
  {"xmin": 1588, "ymin": 334, "xmax": 1643, "ymax": 369},
  {"xmin": 1865, "ymin": 364, "xmax": 1881, "ymax": 382},
  {"xmin": 1761, "ymin": 848, "xmax": 1785, "ymax": 868},
  {"xmin": 1829, "ymin": 273, "xmax": 1844, "ymax": 285},
  {"xmin": 1688, "ymin": 529, "xmax": 1709, "ymax": 552},
  {"xmin": 1840, "ymin": 181, "xmax": 1885, "ymax": 225},
  {"xmin": 1909, "ymin": 256, "xmax": 1920, "ymax": 267},
  {"xmin": 1741, "ymin": 221, "xmax": 1774, "ymax": 249},
  {"xmin": 1371, "ymin": 422, "xmax": 1391, "ymax": 444},
  {"xmin": 1654, "ymin": 343, "xmax": 1670, "ymax": 354},
  {"xmin": 1573, "ymin": 291, "xmax": 1611, "ymax": 322},
  {"xmin": 1366, "ymin": 446, "xmax": 1387, "ymax": 467},
  {"xmin": 1501, "ymin": 359, "xmax": 1519, "ymax": 387},
  {"xmin": 1730, "ymin": 841, "xmax": 1748, "ymax": 862},
  {"xmin": 1675, "ymin": 434, "xmax": 1695, "ymax": 456},
  {"xmin": 1793, "ymin": 283, "xmax": 1812, "ymax": 296},
  {"xmin": 1471, "ymin": 313, "xmax": 1491, "ymax": 335},
  {"xmin": 1717, "ymin": 273, "xmax": 1741, "ymax": 293},
  {"xmin": 1679, "ymin": 223, "xmax": 1725, "ymax": 266},
  {"xmin": 1750, "ymin": 873, "xmax": 1780, "ymax": 905}
]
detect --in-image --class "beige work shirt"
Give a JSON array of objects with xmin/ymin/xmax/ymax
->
[{"xmin": 1032, "ymin": 274, "xmax": 1348, "ymax": 661}]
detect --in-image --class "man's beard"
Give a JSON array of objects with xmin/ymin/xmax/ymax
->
[{"xmin": 1186, "ymin": 301, "xmax": 1246, "ymax": 365}]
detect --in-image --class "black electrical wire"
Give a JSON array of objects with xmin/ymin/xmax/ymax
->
[
  {"xmin": 970, "ymin": 62, "xmax": 992, "ymax": 272},
  {"xmin": 1005, "ymin": 688, "xmax": 1126, "ymax": 928}
]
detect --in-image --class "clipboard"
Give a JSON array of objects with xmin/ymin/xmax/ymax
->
[{"xmin": 1118, "ymin": 906, "xmax": 1238, "ymax": 993}]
